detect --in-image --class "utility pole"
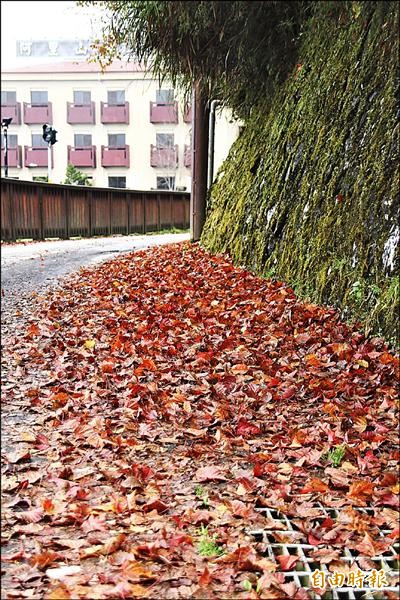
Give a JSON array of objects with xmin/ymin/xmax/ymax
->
[
  {"xmin": 190, "ymin": 81, "xmax": 209, "ymax": 242},
  {"xmin": 2, "ymin": 117, "xmax": 12, "ymax": 177}
]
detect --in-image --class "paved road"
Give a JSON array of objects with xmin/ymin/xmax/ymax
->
[{"xmin": 1, "ymin": 233, "xmax": 189, "ymax": 339}]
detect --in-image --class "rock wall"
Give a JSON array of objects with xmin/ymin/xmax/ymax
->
[{"xmin": 201, "ymin": 2, "xmax": 399, "ymax": 343}]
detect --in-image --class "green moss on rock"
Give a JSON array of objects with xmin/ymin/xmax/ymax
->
[{"xmin": 202, "ymin": 1, "xmax": 399, "ymax": 345}]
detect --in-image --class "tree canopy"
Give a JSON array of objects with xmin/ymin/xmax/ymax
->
[
  {"xmin": 64, "ymin": 164, "xmax": 92, "ymax": 186},
  {"xmin": 79, "ymin": 0, "xmax": 310, "ymax": 119}
]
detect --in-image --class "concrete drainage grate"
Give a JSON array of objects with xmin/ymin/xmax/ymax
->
[{"xmin": 249, "ymin": 506, "xmax": 399, "ymax": 599}]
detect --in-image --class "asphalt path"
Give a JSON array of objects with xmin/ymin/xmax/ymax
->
[{"xmin": 1, "ymin": 233, "xmax": 189, "ymax": 340}]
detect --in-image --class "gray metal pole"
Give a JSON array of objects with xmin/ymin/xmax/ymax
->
[
  {"xmin": 4, "ymin": 126, "xmax": 9, "ymax": 178},
  {"xmin": 47, "ymin": 141, "xmax": 51, "ymax": 182},
  {"xmin": 207, "ymin": 100, "xmax": 219, "ymax": 190}
]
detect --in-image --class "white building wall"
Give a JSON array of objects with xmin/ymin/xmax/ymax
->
[{"xmin": 1, "ymin": 65, "xmax": 240, "ymax": 191}]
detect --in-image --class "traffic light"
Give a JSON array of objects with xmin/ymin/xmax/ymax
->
[{"xmin": 42, "ymin": 124, "xmax": 57, "ymax": 145}]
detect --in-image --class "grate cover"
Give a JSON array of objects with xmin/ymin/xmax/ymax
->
[{"xmin": 249, "ymin": 505, "xmax": 399, "ymax": 599}]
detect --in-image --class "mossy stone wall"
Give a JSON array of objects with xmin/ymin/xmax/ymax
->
[{"xmin": 201, "ymin": 2, "xmax": 399, "ymax": 343}]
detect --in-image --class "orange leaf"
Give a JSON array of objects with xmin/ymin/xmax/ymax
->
[
  {"xmin": 101, "ymin": 359, "xmax": 115, "ymax": 373},
  {"xmin": 120, "ymin": 562, "xmax": 155, "ymax": 582},
  {"xmin": 353, "ymin": 416, "xmax": 367, "ymax": 433},
  {"xmin": 199, "ymin": 566, "xmax": 211, "ymax": 586},
  {"xmin": 348, "ymin": 480, "xmax": 374, "ymax": 499},
  {"xmin": 353, "ymin": 532, "xmax": 378, "ymax": 557},
  {"xmin": 52, "ymin": 392, "xmax": 69, "ymax": 408},
  {"xmin": 254, "ymin": 557, "xmax": 276, "ymax": 572},
  {"xmin": 27, "ymin": 323, "xmax": 40, "ymax": 336},
  {"xmin": 322, "ymin": 403, "xmax": 337, "ymax": 417},
  {"xmin": 379, "ymin": 352, "xmax": 395, "ymax": 365},
  {"xmin": 306, "ymin": 354, "xmax": 323, "ymax": 367},
  {"xmin": 331, "ymin": 343, "xmax": 351, "ymax": 359},
  {"xmin": 42, "ymin": 498, "xmax": 55, "ymax": 514},
  {"xmin": 141, "ymin": 358, "xmax": 156, "ymax": 371},
  {"xmin": 46, "ymin": 586, "xmax": 71, "ymax": 600},
  {"xmin": 231, "ymin": 363, "xmax": 249, "ymax": 374},
  {"xmin": 300, "ymin": 478, "xmax": 330, "ymax": 494},
  {"xmin": 29, "ymin": 551, "xmax": 59, "ymax": 569}
]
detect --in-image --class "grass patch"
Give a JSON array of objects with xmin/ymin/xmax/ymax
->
[
  {"xmin": 194, "ymin": 485, "xmax": 210, "ymax": 508},
  {"xmin": 322, "ymin": 445, "xmax": 346, "ymax": 467},
  {"xmin": 196, "ymin": 524, "xmax": 225, "ymax": 557}
]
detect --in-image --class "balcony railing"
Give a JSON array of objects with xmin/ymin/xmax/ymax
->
[
  {"xmin": 24, "ymin": 146, "xmax": 50, "ymax": 168},
  {"xmin": 150, "ymin": 101, "xmax": 178, "ymax": 124},
  {"xmin": 150, "ymin": 145, "xmax": 178, "ymax": 168},
  {"xmin": 101, "ymin": 145, "xmax": 130, "ymax": 167},
  {"xmin": 67, "ymin": 146, "xmax": 96, "ymax": 168},
  {"xmin": 1, "ymin": 146, "xmax": 22, "ymax": 168},
  {"xmin": 23, "ymin": 103, "xmax": 53, "ymax": 124},
  {"xmin": 184, "ymin": 145, "xmax": 192, "ymax": 168},
  {"xmin": 67, "ymin": 102, "xmax": 95, "ymax": 124},
  {"xmin": 183, "ymin": 105, "xmax": 192, "ymax": 124},
  {"xmin": 100, "ymin": 102, "xmax": 129, "ymax": 124},
  {"xmin": 1, "ymin": 103, "xmax": 21, "ymax": 125}
]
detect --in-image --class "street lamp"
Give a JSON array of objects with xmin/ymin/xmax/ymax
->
[{"xmin": 2, "ymin": 117, "xmax": 13, "ymax": 178}]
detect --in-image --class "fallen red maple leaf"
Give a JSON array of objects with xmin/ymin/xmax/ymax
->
[
  {"xmin": 276, "ymin": 554, "xmax": 300, "ymax": 571},
  {"xmin": 5, "ymin": 450, "xmax": 31, "ymax": 464},
  {"xmin": 195, "ymin": 465, "xmax": 228, "ymax": 482},
  {"xmin": 236, "ymin": 418, "xmax": 261, "ymax": 437},
  {"xmin": 1, "ymin": 548, "xmax": 26, "ymax": 561},
  {"xmin": 142, "ymin": 499, "xmax": 169, "ymax": 513},
  {"xmin": 15, "ymin": 507, "xmax": 44, "ymax": 523},
  {"xmin": 168, "ymin": 534, "xmax": 193, "ymax": 547},
  {"xmin": 79, "ymin": 533, "xmax": 126, "ymax": 558},
  {"xmin": 2, "ymin": 241, "xmax": 399, "ymax": 600}
]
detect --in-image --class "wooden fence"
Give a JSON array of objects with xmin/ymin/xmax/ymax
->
[{"xmin": 0, "ymin": 178, "xmax": 190, "ymax": 241}]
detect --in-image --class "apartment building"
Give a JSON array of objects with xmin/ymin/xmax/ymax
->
[{"xmin": 1, "ymin": 59, "xmax": 240, "ymax": 191}]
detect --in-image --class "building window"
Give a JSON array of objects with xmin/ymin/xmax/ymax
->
[
  {"xmin": 73, "ymin": 91, "xmax": 91, "ymax": 105},
  {"xmin": 1, "ymin": 91, "xmax": 17, "ymax": 104},
  {"xmin": 31, "ymin": 133, "xmax": 48, "ymax": 148},
  {"xmin": 30, "ymin": 91, "xmax": 48, "ymax": 105},
  {"xmin": 156, "ymin": 89, "xmax": 174, "ymax": 104},
  {"xmin": 74, "ymin": 134, "xmax": 92, "ymax": 147},
  {"xmin": 108, "ymin": 133, "xmax": 125, "ymax": 147},
  {"xmin": 156, "ymin": 133, "xmax": 174, "ymax": 148},
  {"xmin": 107, "ymin": 90, "xmax": 125, "ymax": 105},
  {"xmin": 157, "ymin": 176, "xmax": 175, "ymax": 190},
  {"xmin": 108, "ymin": 176, "xmax": 126, "ymax": 189},
  {"xmin": 2, "ymin": 134, "xmax": 17, "ymax": 147}
]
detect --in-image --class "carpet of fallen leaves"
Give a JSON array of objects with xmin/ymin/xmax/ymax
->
[{"xmin": 1, "ymin": 242, "xmax": 399, "ymax": 600}]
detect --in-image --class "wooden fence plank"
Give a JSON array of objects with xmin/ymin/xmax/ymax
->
[{"xmin": 0, "ymin": 179, "xmax": 189, "ymax": 241}]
